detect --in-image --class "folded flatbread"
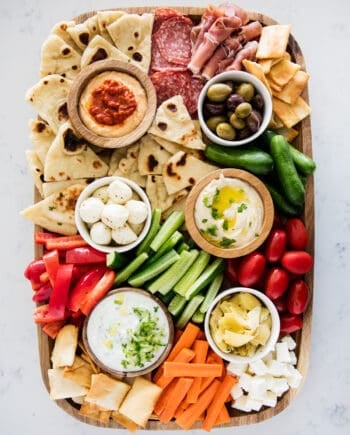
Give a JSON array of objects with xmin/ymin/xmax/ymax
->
[
  {"xmin": 111, "ymin": 143, "xmax": 146, "ymax": 187},
  {"xmin": 25, "ymin": 150, "xmax": 44, "ymax": 197},
  {"xmin": 80, "ymin": 35, "xmax": 130, "ymax": 68},
  {"xmin": 42, "ymin": 178, "xmax": 92, "ymax": 198},
  {"xmin": 44, "ymin": 121, "xmax": 109, "ymax": 181},
  {"xmin": 28, "ymin": 119, "xmax": 55, "ymax": 166},
  {"xmin": 51, "ymin": 20, "xmax": 82, "ymax": 53},
  {"xmin": 96, "ymin": 10, "xmax": 126, "ymax": 43},
  {"xmin": 148, "ymin": 96, "xmax": 206, "ymax": 150},
  {"xmin": 137, "ymin": 135, "xmax": 171, "ymax": 176},
  {"xmin": 20, "ymin": 184, "xmax": 85, "ymax": 235},
  {"xmin": 67, "ymin": 15, "xmax": 100, "ymax": 51},
  {"xmin": 26, "ymin": 75, "xmax": 71, "ymax": 134},
  {"xmin": 146, "ymin": 175, "xmax": 188, "ymax": 212},
  {"xmin": 40, "ymin": 34, "xmax": 81, "ymax": 79},
  {"xmin": 107, "ymin": 13, "xmax": 154, "ymax": 72}
]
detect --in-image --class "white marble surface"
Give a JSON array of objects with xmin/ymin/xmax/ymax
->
[{"xmin": 1, "ymin": 0, "xmax": 349, "ymax": 434}]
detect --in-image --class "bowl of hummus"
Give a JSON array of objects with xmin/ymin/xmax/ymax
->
[
  {"xmin": 185, "ymin": 168, "xmax": 274, "ymax": 258},
  {"xmin": 68, "ymin": 59, "xmax": 157, "ymax": 148}
]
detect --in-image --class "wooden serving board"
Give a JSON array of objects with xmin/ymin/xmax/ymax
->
[{"xmin": 34, "ymin": 6, "xmax": 314, "ymax": 429}]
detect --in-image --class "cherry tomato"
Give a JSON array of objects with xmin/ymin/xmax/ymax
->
[
  {"xmin": 281, "ymin": 251, "xmax": 313, "ymax": 274},
  {"xmin": 225, "ymin": 258, "xmax": 240, "ymax": 284},
  {"xmin": 237, "ymin": 253, "xmax": 266, "ymax": 287},
  {"xmin": 264, "ymin": 267, "xmax": 289, "ymax": 300},
  {"xmin": 287, "ymin": 279, "xmax": 310, "ymax": 314},
  {"xmin": 279, "ymin": 313, "xmax": 303, "ymax": 335},
  {"xmin": 274, "ymin": 295, "xmax": 288, "ymax": 313},
  {"xmin": 265, "ymin": 229, "xmax": 287, "ymax": 263},
  {"xmin": 286, "ymin": 218, "xmax": 308, "ymax": 250}
]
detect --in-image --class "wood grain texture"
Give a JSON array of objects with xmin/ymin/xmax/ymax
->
[{"xmin": 34, "ymin": 7, "xmax": 314, "ymax": 430}]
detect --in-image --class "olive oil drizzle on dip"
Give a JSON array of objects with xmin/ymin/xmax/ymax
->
[
  {"xmin": 195, "ymin": 175, "xmax": 264, "ymax": 248},
  {"xmin": 86, "ymin": 292, "xmax": 169, "ymax": 372}
]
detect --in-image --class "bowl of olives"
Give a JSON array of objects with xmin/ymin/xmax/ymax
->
[{"xmin": 198, "ymin": 71, "xmax": 273, "ymax": 147}]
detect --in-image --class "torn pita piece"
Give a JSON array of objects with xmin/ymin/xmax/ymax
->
[
  {"xmin": 28, "ymin": 119, "xmax": 55, "ymax": 166},
  {"xmin": 137, "ymin": 134, "xmax": 171, "ymax": 176},
  {"xmin": 51, "ymin": 20, "xmax": 82, "ymax": 53},
  {"xmin": 66, "ymin": 15, "xmax": 100, "ymax": 51},
  {"xmin": 80, "ymin": 35, "xmax": 130, "ymax": 68},
  {"xmin": 96, "ymin": 10, "xmax": 125, "ymax": 43},
  {"xmin": 25, "ymin": 150, "xmax": 44, "ymax": 197},
  {"xmin": 146, "ymin": 175, "xmax": 188, "ymax": 212}
]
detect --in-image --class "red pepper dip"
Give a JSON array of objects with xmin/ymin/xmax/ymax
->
[{"xmin": 80, "ymin": 71, "xmax": 147, "ymax": 138}]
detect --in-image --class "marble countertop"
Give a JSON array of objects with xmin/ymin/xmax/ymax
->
[{"xmin": 1, "ymin": 0, "xmax": 349, "ymax": 434}]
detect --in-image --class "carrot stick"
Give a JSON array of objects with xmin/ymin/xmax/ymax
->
[
  {"xmin": 214, "ymin": 405, "xmax": 231, "ymax": 427},
  {"xmin": 167, "ymin": 322, "xmax": 200, "ymax": 361},
  {"xmin": 174, "ymin": 401, "xmax": 188, "ymax": 419},
  {"xmin": 176, "ymin": 380, "xmax": 221, "ymax": 430},
  {"xmin": 156, "ymin": 348, "xmax": 195, "ymax": 389},
  {"xmin": 154, "ymin": 379, "xmax": 177, "ymax": 416},
  {"xmin": 199, "ymin": 376, "xmax": 215, "ymax": 394},
  {"xmin": 186, "ymin": 340, "xmax": 209, "ymax": 404},
  {"xmin": 201, "ymin": 374, "xmax": 237, "ymax": 432},
  {"xmin": 158, "ymin": 377, "xmax": 194, "ymax": 423},
  {"xmin": 163, "ymin": 362, "xmax": 222, "ymax": 378}
]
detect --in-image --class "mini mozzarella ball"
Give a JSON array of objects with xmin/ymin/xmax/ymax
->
[
  {"xmin": 112, "ymin": 224, "xmax": 137, "ymax": 245},
  {"xmin": 107, "ymin": 179, "xmax": 133, "ymax": 204},
  {"xmin": 90, "ymin": 221, "xmax": 112, "ymax": 245},
  {"xmin": 92, "ymin": 186, "xmax": 109, "ymax": 203},
  {"xmin": 125, "ymin": 200, "xmax": 148, "ymax": 224},
  {"xmin": 79, "ymin": 197, "xmax": 105, "ymax": 224},
  {"xmin": 101, "ymin": 203, "xmax": 129, "ymax": 229}
]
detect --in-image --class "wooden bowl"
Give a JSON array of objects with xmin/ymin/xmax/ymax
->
[
  {"xmin": 67, "ymin": 59, "xmax": 157, "ymax": 148},
  {"xmin": 82, "ymin": 288, "xmax": 174, "ymax": 378},
  {"xmin": 185, "ymin": 168, "xmax": 274, "ymax": 258}
]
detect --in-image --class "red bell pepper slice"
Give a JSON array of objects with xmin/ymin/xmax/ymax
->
[
  {"xmin": 67, "ymin": 266, "xmax": 106, "ymax": 312},
  {"xmin": 32, "ymin": 282, "xmax": 52, "ymax": 303},
  {"xmin": 80, "ymin": 269, "xmax": 116, "ymax": 316},
  {"xmin": 48, "ymin": 264, "xmax": 74, "ymax": 321},
  {"xmin": 65, "ymin": 246, "xmax": 106, "ymax": 264},
  {"xmin": 41, "ymin": 320, "xmax": 66, "ymax": 339},
  {"xmin": 34, "ymin": 231, "xmax": 57, "ymax": 245},
  {"xmin": 43, "ymin": 250, "xmax": 60, "ymax": 286},
  {"xmin": 45, "ymin": 235, "xmax": 88, "ymax": 251},
  {"xmin": 24, "ymin": 259, "xmax": 46, "ymax": 283},
  {"xmin": 33, "ymin": 304, "xmax": 69, "ymax": 324}
]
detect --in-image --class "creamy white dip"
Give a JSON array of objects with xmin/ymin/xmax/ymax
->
[
  {"xmin": 195, "ymin": 175, "xmax": 264, "ymax": 248},
  {"xmin": 86, "ymin": 291, "xmax": 169, "ymax": 372}
]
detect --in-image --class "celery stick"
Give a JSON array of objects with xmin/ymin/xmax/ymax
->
[
  {"xmin": 168, "ymin": 294, "xmax": 187, "ymax": 317},
  {"xmin": 148, "ymin": 250, "xmax": 199, "ymax": 295},
  {"xmin": 177, "ymin": 241, "xmax": 190, "ymax": 253},
  {"xmin": 146, "ymin": 231, "xmax": 183, "ymax": 264},
  {"xmin": 128, "ymin": 249, "xmax": 179, "ymax": 288},
  {"xmin": 199, "ymin": 272, "xmax": 224, "ymax": 314},
  {"xmin": 174, "ymin": 251, "xmax": 211, "ymax": 296},
  {"xmin": 136, "ymin": 208, "xmax": 162, "ymax": 255},
  {"xmin": 191, "ymin": 309, "xmax": 205, "ymax": 324},
  {"xmin": 185, "ymin": 258, "xmax": 224, "ymax": 301},
  {"xmin": 113, "ymin": 252, "xmax": 149, "ymax": 286},
  {"xmin": 150, "ymin": 211, "xmax": 185, "ymax": 252},
  {"xmin": 157, "ymin": 290, "xmax": 176, "ymax": 305},
  {"xmin": 176, "ymin": 295, "xmax": 205, "ymax": 330}
]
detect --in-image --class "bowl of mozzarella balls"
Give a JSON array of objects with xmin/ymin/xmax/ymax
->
[{"xmin": 75, "ymin": 176, "xmax": 152, "ymax": 253}]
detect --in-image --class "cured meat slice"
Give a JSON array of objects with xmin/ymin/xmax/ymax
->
[
  {"xmin": 155, "ymin": 16, "xmax": 193, "ymax": 66},
  {"xmin": 150, "ymin": 35, "xmax": 187, "ymax": 73},
  {"xmin": 152, "ymin": 7, "xmax": 182, "ymax": 34}
]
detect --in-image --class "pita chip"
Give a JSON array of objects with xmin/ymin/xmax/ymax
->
[
  {"xmin": 63, "ymin": 356, "xmax": 94, "ymax": 389},
  {"xmin": 268, "ymin": 59, "xmax": 300, "ymax": 87},
  {"xmin": 146, "ymin": 175, "xmax": 188, "ymax": 212},
  {"xmin": 66, "ymin": 15, "xmax": 100, "ymax": 51},
  {"xmin": 163, "ymin": 151, "xmax": 218, "ymax": 195},
  {"xmin": 96, "ymin": 10, "xmax": 126, "ymax": 43},
  {"xmin": 85, "ymin": 373, "xmax": 130, "ymax": 411},
  {"xmin": 25, "ymin": 150, "xmax": 44, "ymax": 197},
  {"xmin": 26, "ymin": 75, "xmax": 71, "ymax": 134},
  {"xmin": 275, "ymin": 126, "xmax": 299, "ymax": 142},
  {"xmin": 44, "ymin": 121, "xmax": 109, "ymax": 181},
  {"xmin": 242, "ymin": 60, "xmax": 272, "ymax": 94},
  {"xmin": 20, "ymin": 183, "xmax": 84, "ymax": 235},
  {"xmin": 275, "ymin": 69, "xmax": 310, "ymax": 105},
  {"xmin": 111, "ymin": 410, "xmax": 139, "ymax": 432},
  {"xmin": 51, "ymin": 324, "xmax": 79, "ymax": 368},
  {"xmin": 49, "ymin": 368, "xmax": 88, "ymax": 400},
  {"xmin": 273, "ymin": 96, "xmax": 311, "ymax": 128},
  {"xmin": 149, "ymin": 96, "xmax": 206, "ymax": 150},
  {"xmin": 107, "ymin": 13, "xmax": 154, "ymax": 72},
  {"xmin": 80, "ymin": 35, "xmax": 130, "ymax": 68},
  {"xmin": 40, "ymin": 34, "xmax": 81, "ymax": 79},
  {"xmin": 28, "ymin": 119, "xmax": 55, "ymax": 166},
  {"xmin": 137, "ymin": 135, "xmax": 171, "ymax": 176},
  {"xmin": 256, "ymin": 24, "xmax": 291, "ymax": 59}
]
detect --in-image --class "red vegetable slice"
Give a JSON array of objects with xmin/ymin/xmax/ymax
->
[
  {"xmin": 48, "ymin": 264, "xmax": 74, "ymax": 321},
  {"xmin": 43, "ymin": 250, "xmax": 60, "ymax": 287},
  {"xmin": 45, "ymin": 235, "xmax": 88, "ymax": 251},
  {"xmin": 34, "ymin": 231, "xmax": 57, "ymax": 245},
  {"xmin": 80, "ymin": 269, "xmax": 116, "ymax": 316},
  {"xmin": 65, "ymin": 246, "xmax": 106, "ymax": 264}
]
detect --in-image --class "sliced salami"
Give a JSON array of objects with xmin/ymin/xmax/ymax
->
[
  {"xmin": 150, "ymin": 34, "xmax": 187, "ymax": 74},
  {"xmin": 152, "ymin": 7, "xmax": 183, "ymax": 34},
  {"xmin": 154, "ymin": 16, "xmax": 193, "ymax": 66}
]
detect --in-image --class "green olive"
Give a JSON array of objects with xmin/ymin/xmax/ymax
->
[
  {"xmin": 229, "ymin": 113, "xmax": 246, "ymax": 130},
  {"xmin": 206, "ymin": 115, "xmax": 228, "ymax": 132},
  {"xmin": 216, "ymin": 122, "xmax": 236, "ymax": 140},
  {"xmin": 206, "ymin": 83, "xmax": 232, "ymax": 102},
  {"xmin": 235, "ymin": 102, "xmax": 252, "ymax": 119},
  {"xmin": 236, "ymin": 82, "xmax": 255, "ymax": 102}
]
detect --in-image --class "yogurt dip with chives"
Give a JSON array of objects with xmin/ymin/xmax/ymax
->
[
  {"xmin": 195, "ymin": 175, "xmax": 264, "ymax": 249},
  {"xmin": 86, "ymin": 290, "xmax": 170, "ymax": 372}
]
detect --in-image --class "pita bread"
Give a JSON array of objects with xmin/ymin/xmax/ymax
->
[
  {"xmin": 28, "ymin": 119, "xmax": 55, "ymax": 166},
  {"xmin": 44, "ymin": 121, "xmax": 109, "ymax": 181},
  {"xmin": 137, "ymin": 135, "xmax": 171, "ymax": 176},
  {"xmin": 80, "ymin": 35, "xmax": 130, "ymax": 68},
  {"xmin": 149, "ymin": 96, "xmax": 205, "ymax": 150},
  {"xmin": 150, "ymin": 134, "xmax": 204, "ymax": 160},
  {"xmin": 162, "ymin": 195, "xmax": 188, "ymax": 220},
  {"xmin": 42, "ymin": 178, "xmax": 92, "ymax": 198},
  {"xmin": 107, "ymin": 13, "xmax": 154, "ymax": 72},
  {"xmin": 119, "ymin": 377, "xmax": 162, "ymax": 427},
  {"xmin": 96, "ymin": 10, "xmax": 126, "ymax": 43},
  {"xmin": 40, "ymin": 34, "xmax": 81, "ymax": 79},
  {"xmin": 26, "ymin": 150, "xmax": 44, "ymax": 197},
  {"xmin": 51, "ymin": 324, "xmax": 79, "ymax": 368},
  {"xmin": 48, "ymin": 368, "xmax": 88, "ymax": 400},
  {"xmin": 108, "ymin": 147, "xmax": 128, "ymax": 175},
  {"xmin": 85, "ymin": 373, "xmax": 130, "ymax": 411},
  {"xmin": 67, "ymin": 15, "xmax": 100, "ymax": 51},
  {"xmin": 112, "ymin": 143, "xmax": 146, "ymax": 187},
  {"xmin": 20, "ymin": 184, "xmax": 85, "ymax": 235},
  {"xmin": 163, "ymin": 151, "xmax": 218, "ymax": 195},
  {"xmin": 51, "ymin": 20, "xmax": 82, "ymax": 53},
  {"xmin": 26, "ymin": 75, "xmax": 71, "ymax": 134},
  {"xmin": 146, "ymin": 175, "xmax": 188, "ymax": 212},
  {"xmin": 63, "ymin": 356, "xmax": 94, "ymax": 389}
]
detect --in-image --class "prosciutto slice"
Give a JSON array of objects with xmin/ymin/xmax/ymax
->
[
  {"xmin": 218, "ymin": 2, "xmax": 249, "ymax": 25},
  {"xmin": 202, "ymin": 36, "xmax": 241, "ymax": 79},
  {"xmin": 239, "ymin": 21, "xmax": 263, "ymax": 43},
  {"xmin": 191, "ymin": 5, "xmax": 224, "ymax": 53},
  {"xmin": 225, "ymin": 40, "xmax": 259, "ymax": 71}
]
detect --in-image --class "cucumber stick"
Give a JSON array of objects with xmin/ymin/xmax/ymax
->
[
  {"xmin": 199, "ymin": 272, "xmax": 224, "ymax": 314},
  {"xmin": 150, "ymin": 211, "xmax": 185, "ymax": 252},
  {"xmin": 176, "ymin": 295, "xmax": 204, "ymax": 330},
  {"xmin": 146, "ymin": 231, "xmax": 183, "ymax": 264},
  {"xmin": 136, "ymin": 208, "xmax": 162, "ymax": 255},
  {"xmin": 191, "ymin": 309, "xmax": 205, "ymax": 324},
  {"xmin": 185, "ymin": 258, "xmax": 224, "ymax": 300},
  {"xmin": 147, "ymin": 250, "xmax": 199, "ymax": 295},
  {"xmin": 106, "ymin": 251, "xmax": 128, "ymax": 269},
  {"xmin": 168, "ymin": 294, "xmax": 187, "ymax": 317},
  {"xmin": 174, "ymin": 251, "xmax": 211, "ymax": 296},
  {"xmin": 113, "ymin": 252, "xmax": 148, "ymax": 286},
  {"xmin": 128, "ymin": 249, "xmax": 179, "ymax": 288}
]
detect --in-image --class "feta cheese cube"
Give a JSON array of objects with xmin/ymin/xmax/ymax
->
[
  {"xmin": 281, "ymin": 335, "xmax": 296, "ymax": 350},
  {"xmin": 248, "ymin": 376, "xmax": 268, "ymax": 399},
  {"xmin": 261, "ymin": 390, "xmax": 278, "ymax": 408},
  {"xmin": 289, "ymin": 351, "xmax": 297, "ymax": 365},
  {"xmin": 232, "ymin": 395, "xmax": 252, "ymax": 412},
  {"xmin": 287, "ymin": 367, "xmax": 303, "ymax": 389},
  {"xmin": 246, "ymin": 395, "xmax": 263, "ymax": 411},
  {"xmin": 249, "ymin": 359, "xmax": 268, "ymax": 376},
  {"xmin": 269, "ymin": 377, "xmax": 289, "ymax": 396},
  {"xmin": 239, "ymin": 373, "xmax": 254, "ymax": 391},
  {"xmin": 227, "ymin": 361, "xmax": 249, "ymax": 376},
  {"xmin": 267, "ymin": 360, "xmax": 290, "ymax": 377},
  {"xmin": 276, "ymin": 342, "xmax": 291, "ymax": 363},
  {"xmin": 231, "ymin": 383, "xmax": 244, "ymax": 400}
]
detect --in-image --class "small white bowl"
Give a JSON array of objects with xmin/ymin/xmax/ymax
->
[
  {"xmin": 198, "ymin": 71, "xmax": 272, "ymax": 147},
  {"xmin": 75, "ymin": 176, "xmax": 152, "ymax": 253},
  {"xmin": 204, "ymin": 287, "xmax": 280, "ymax": 364}
]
